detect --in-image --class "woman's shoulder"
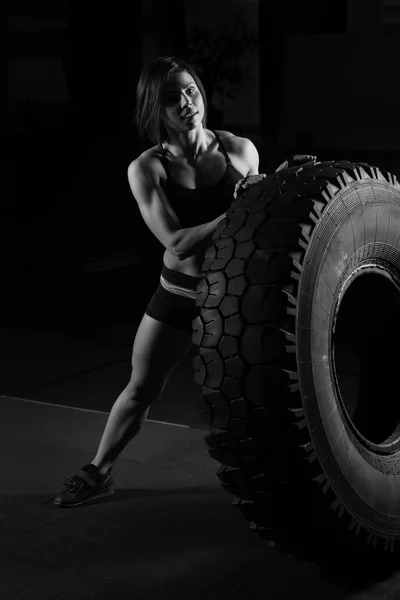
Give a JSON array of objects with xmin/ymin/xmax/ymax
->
[
  {"xmin": 213, "ymin": 130, "xmax": 259, "ymax": 167},
  {"xmin": 213, "ymin": 129, "xmax": 257, "ymax": 155},
  {"xmin": 128, "ymin": 144, "xmax": 165, "ymax": 180}
]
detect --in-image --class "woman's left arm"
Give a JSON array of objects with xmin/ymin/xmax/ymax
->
[
  {"xmin": 244, "ymin": 138, "xmax": 262, "ymax": 176},
  {"xmin": 233, "ymin": 138, "xmax": 267, "ymax": 198}
]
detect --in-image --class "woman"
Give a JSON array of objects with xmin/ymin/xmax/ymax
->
[{"xmin": 52, "ymin": 56, "xmax": 264, "ymax": 507}]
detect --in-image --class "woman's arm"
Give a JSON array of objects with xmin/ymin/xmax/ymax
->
[
  {"xmin": 128, "ymin": 158, "xmax": 182, "ymax": 256},
  {"xmin": 233, "ymin": 143, "xmax": 318, "ymax": 199},
  {"xmin": 128, "ymin": 156, "xmax": 226, "ymax": 260},
  {"xmin": 233, "ymin": 137, "xmax": 267, "ymax": 198},
  {"xmin": 173, "ymin": 213, "xmax": 227, "ymax": 260}
]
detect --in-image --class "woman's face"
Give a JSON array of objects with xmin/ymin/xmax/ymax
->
[{"xmin": 161, "ymin": 70, "xmax": 204, "ymax": 135}]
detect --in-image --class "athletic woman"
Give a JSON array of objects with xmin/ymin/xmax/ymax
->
[{"xmin": 52, "ymin": 56, "xmax": 265, "ymax": 507}]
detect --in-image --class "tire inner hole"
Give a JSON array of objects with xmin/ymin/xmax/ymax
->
[{"xmin": 333, "ymin": 271, "xmax": 400, "ymax": 445}]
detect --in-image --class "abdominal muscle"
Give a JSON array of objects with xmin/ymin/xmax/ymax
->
[{"xmin": 163, "ymin": 247, "xmax": 207, "ymax": 278}]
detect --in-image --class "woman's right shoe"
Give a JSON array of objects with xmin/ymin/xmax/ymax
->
[{"xmin": 52, "ymin": 463, "xmax": 114, "ymax": 507}]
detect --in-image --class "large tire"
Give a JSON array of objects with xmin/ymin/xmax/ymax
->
[{"xmin": 192, "ymin": 160, "xmax": 400, "ymax": 564}]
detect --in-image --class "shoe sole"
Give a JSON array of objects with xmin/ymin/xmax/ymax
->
[{"xmin": 53, "ymin": 484, "xmax": 115, "ymax": 508}]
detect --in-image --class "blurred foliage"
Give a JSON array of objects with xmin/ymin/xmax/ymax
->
[{"xmin": 187, "ymin": 10, "xmax": 258, "ymax": 107}]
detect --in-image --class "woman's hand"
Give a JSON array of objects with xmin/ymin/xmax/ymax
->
[
  {"xmin": 233, "ymin": 155, "xmax": 318, "ymax": 200},
  {"xmin": 233, "ymin": 173, "xmax": 267, "ymax": 199},
  {"xmin": 275, "ymin": 154, "xmax": 317, "ymax": 172}
]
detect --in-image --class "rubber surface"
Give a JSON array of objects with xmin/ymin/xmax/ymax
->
[{"xmin": 192, "ymin": 160, "xmax": 400, "ymax": 563}]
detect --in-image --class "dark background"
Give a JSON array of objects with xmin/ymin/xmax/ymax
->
[{"xmin": 2, "ymin": 0, "xmax": 400, "ymax": 337}]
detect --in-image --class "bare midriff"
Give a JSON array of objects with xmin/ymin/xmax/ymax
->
[{"xmin": 163, "ymin": 247, "xmax": 207, "ymax": 278}]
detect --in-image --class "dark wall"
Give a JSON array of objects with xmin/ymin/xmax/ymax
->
[
  {"xmin": 1, "ymin": 3, "xmax": 146, "ymax": 326},
  {"xmin": 1, "ymin": 0, "xmax": 191, "ymax": 327},
  {"xmin": 258, "ymin": 0, "xmax": 347, "ymax": 169},
  {"xmin": 258, "ymin": 0, "xmax": 400, "ymax": 174},
  {"xmin": 66, "ymin": 4, "xmax": 142, "ymax": 136},
  {"xmin": 64, "ymin": 3, "xmax": 144, "ymax": 254}
]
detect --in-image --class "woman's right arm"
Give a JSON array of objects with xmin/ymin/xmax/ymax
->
[
  {"xmin": 173, "ymin": 213, "xmax": 227, "ymax": 260},
  {"xmin": 128, "ymin": 158, "xmax": 226, "ymax": 261}
]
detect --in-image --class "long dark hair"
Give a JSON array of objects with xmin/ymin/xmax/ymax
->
[{"xmin": 134, "ymin": 56, "xmax": 208, "ymax": 147}]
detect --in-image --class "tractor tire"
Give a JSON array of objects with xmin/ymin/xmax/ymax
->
[{"xmin": 192, "ymin": 160, "xmax": 400, "ymax": 565}]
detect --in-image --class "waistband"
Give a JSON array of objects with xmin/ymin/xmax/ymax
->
[{"xmin": 160, "ymin": 264, "xmax": 203, "ymax": 300}]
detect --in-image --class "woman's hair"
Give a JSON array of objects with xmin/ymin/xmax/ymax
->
[{"xmin": 134, "ymin": 56, "xmax": 208, "ymax": 147}]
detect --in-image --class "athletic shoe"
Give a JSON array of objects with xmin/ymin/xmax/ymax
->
[{"xmin": 52, "ymin": 463, "xmax": 114, "ymax": 507}]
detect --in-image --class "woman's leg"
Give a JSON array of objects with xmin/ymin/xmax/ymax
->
[{"xmin": 91, "ymin": 312, "xmax": 192, "ymax": 474}]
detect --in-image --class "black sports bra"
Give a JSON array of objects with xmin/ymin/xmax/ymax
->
[{"xmin": 159, "ymin": 130, "xmax": 244, "ymax": 228}]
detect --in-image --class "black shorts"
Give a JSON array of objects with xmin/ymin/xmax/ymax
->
[{"xmin": 145, "ymin": 264, "xmax": 204, "ymax": 333}]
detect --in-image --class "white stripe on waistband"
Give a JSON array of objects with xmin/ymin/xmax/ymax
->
[{"xmin": 160, "ymin": 274, "xmax": 198, "ymax": 300}]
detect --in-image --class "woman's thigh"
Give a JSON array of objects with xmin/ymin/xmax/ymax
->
[{"xmin": 129, "ymin": 312, "xmax": 193, "ymax": 397}]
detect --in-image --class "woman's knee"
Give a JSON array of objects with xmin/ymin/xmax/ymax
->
[{"xmin": 123, "ymin": 376, "xmax": 162, "ymax": 406}]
